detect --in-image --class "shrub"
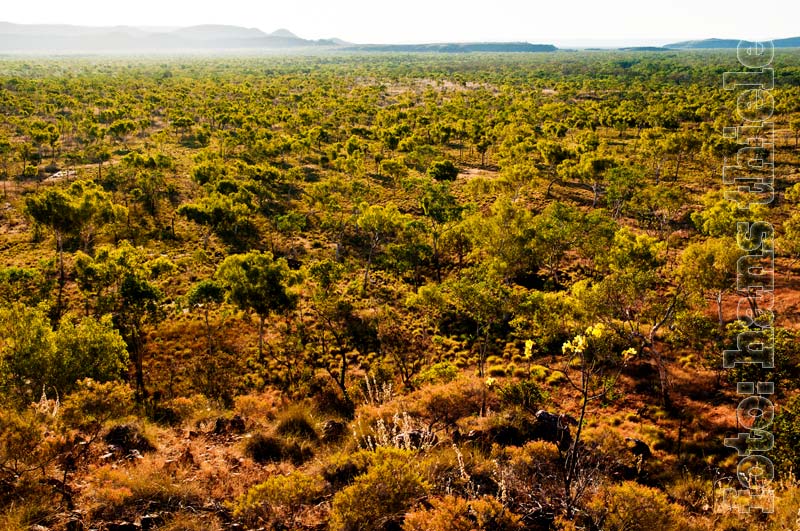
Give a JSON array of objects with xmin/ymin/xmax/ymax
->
[
  {"xmin": 773, "ymin": 394, "xmax": 800, "ymax": 475},
  {"xmin": 568, "ymin": 481, "xmax": 689, "ymax": 531},
  {"xmin": 410, "ymin": 379, "xmax": 492, "ymax": 431},
  {"xmin": 403, "ymin": 495, "xmax": 522, "ymax": 531},
  {"xmin": 427, "ymin": 160, "xmax": 459, "ymax": 181},
  {"xmin": 529, "ymin": 364, "xmax": 548, "ymax": 381},
  {"xmin": 244, "ymin": 433, "xmax": 313, "ymax": 465},
  {"xmin": 234, "ymin": 390, "xmax": 281, "ymax": 421},
  {"xmin": 155, "ymin": 512, "xmax": 223, "ymax": 531},
  {"xmin": 87, "ymin": 458, "xmax": 202, "ymax": 521},
  {"xmin": 329, "ymin": 447, "xmax": 430, "ymax": 531},
  {"xmin": 498, "ymin": 380, "xmax": 546, "ymax": 413},
  {"xmin": 545, "ymin": 370, "xmax": 566, "ymax": 386},
  {"xmin": 61, "ymin": 379, "xmax": 134, "ymax": 432},
  {"xmin": 0, "ymin": 408, "xmax": 60, "ymax": 489},
  {"xmin": 0, "ymin": 305, "xmax": 129, "ymax": 404},
  {"xmin": 244, "ymin": 433, "xmax": 284, "ymax": 463},
  {"xmin": 415, "ymin": 362, "xmax": 459, "ymax": 385},
  {"xmin": 232, "ymin": 471, "xmax": 326, "ymax": 526},
  {"xmin": 104, "ymin": 424, "xmax": 156, "ymax": 456},
  {"xmin": 486, "ymin": 365, "xmax": 507, "ymax": 377},
  {"xmin": 53, "ymin": 314, "xmax": 130, "ymax": 394},
  {"xmin": 275, "ymin": 407, "xmax": 318, "ymax": 441},
  {"xmin": 323, "ymin": 449, "xmax": 375, "ymax": 489},
  {"xmin": 666, "ymin": 475, "xmax": 712, "ymax": 513}
]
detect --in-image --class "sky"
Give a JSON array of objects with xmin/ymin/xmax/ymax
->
[{"xmin": 2, "ymin": 0, "xmax": 796, "ymax": 47}]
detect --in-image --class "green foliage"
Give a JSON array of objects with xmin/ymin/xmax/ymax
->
[
  {"xmin": 772, "ymin": 395, "xmax": 800, "ymax": 476},
  {"xmin": 415, "ymin": 361, "xmax": 459, "ymax": 385},
  {"xmin": 216, "ymin": 251, "xmax": 299, "ymax": 357},
  {"xmin": 275, "ymin": 408, "xmax": 319, "ymax": 441},
  {"xmin": 232, "ymin": 471, "xmax": 325, "ymax": 526},
  {"xmin": 329, "ymin": 447, "xmax": 430, "ymax": 531},
  {"xmin": 427, "ymin": 160, "xmax": 459, "ymax": 181},
  {"xmin": 498, "ymin": 379, "xmax": 547, "ymax": 412},
  {"xmin": 691, "ymin": 190, "xmax": 769, "ymax": 237},
  {"xmin": 0, "ymin": 266, "xmax": 52, "ymax": 305},
  {"xmin": 0, "ymin": 407, "xmax": 60, "ymax": 484},
  {"xmin": 24, "ymin": 179, "xmax": 125, "ymax": 251},
  {"xmin": 0, "ymin": 301, "xmax": 130, "ymax": 404},
  {"xmin": 567, "ymin": 481, "xmax": 690, "ymax": 531},
  {"xmin": 52, "ymin": 314, "xmax": 129, "ymax": 394},
  {"xmin": 217, "ymin": 251, "xmax": 298, "ymax": 320},
  {"xmin": 60, "ymin": 379, "xmax": 135, "ymax": 431},
  {"xmin": 403, "ymin": 495, "xmax": 523, "ymax": 531},
  {"xmin": 0, "ymin": 303, "xmax": 55, "ymax": 403}
]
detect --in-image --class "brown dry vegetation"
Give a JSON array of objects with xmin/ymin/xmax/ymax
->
[{"xmin": 1, "ymin": 51, "xmax": 800, "ymax": 530}]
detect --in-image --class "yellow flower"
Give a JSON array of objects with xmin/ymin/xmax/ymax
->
[
  {"xmin": 585, "ymin": 323, "xmax": 605, "ymax": 338},
  {"xmin": 524, "ymin": 339, "xmax": 534, "ymax": 358},
  {"xmin": 573, "ymin": 335, "xmax": 586, "ymax": 353},
  {"xmin": 622, "ymin": 347, "xmax": 637, "ymax": 361},
  {"xmin": 485, "ymin": 377, "xmax": 497, "ymax": 388}
]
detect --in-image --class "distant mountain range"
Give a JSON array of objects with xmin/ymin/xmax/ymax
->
[
  {"xmin": 345, "ymin": 43, "xmax": 557, "ymax": 53},
  {"xmin": 0, "ymin": 23, "xmax": 340, "ymax": 53},
  {"xmin": 664, "ymin": 36, "xmax": 800, "ymax": 49},
  {"xmin": 2, "ymin": 22, "xmax": 799, "ymax": 54}
]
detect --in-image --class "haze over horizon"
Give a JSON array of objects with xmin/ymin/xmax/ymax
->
[{"xmin": 2, "ymin": 0, "xmax": 795, "ymax": 47}]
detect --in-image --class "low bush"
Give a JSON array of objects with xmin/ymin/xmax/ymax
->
[
  {"xmin": 323, "ymin": 449, "xmax": 375, "ymax": 489},
  {"xmin": 275, "ymin": 407, "xmax": 318, "ymax": 441},
  {"xmin": 329, "ymin": 447, "xmax": 430, "ymax": 531},
  {"xmin": 564, "ymin": 481, "xmax": 691, "ymax": 531},
  {"xmin": 244, "ymin": 433, "xmax": 313, "ymax": 465},
  {"xmin": 415, "ymin": 361, "xmax": 459, "ymax": 385},
  {"xmin": 232, "ymin": 470, "xmax": 326, "ymax": 526},
  {"xmin": 498, "ymin": 380, "xmax": 547, "ymax": 413},
  {"xmin": 403, "ymin": 495, "xmax": 523, "ymax": 531}
]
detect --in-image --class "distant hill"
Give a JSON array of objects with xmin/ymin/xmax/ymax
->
[
  {"xmin": 170, "ymin": 24, "xmax": 269, "ymax": 41},
  {"xmin": 270, "ymin": 28, "xmax": 299, "ymax": 39},
  {"xmin": 345, "ymin": 42, "xmax": 558, "ymax": 53},
  {"xmin": 665, "ymin": 36, "xmax": 800, "ymax": 49},
  {"xmin": 617, "ymin": 46, "xmax": 670, "ymax": 52},
  {"xmin": 0, "ymin": 22, "xmax": 335, "ymax": 53}
]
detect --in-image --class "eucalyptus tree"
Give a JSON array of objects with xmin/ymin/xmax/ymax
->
[{"xmin": 216, "ymin": 251, "xmax": 299, "ymax": 360}]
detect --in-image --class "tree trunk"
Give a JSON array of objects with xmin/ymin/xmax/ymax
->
[
  {"xmin": 432, "ymin": 235, "xmax": 441, "ymax": 283},
  {"xmin": 362, "ymin": 238, "xmax": 377, "ymax": 294},
  {"xmin": 205, "ymin": 307, "xmax": 213, "ymax": 356},
  {"xmin": 55, "ymin": 232, "xmax": 65, "ymax": 322},
  {"xmin": 258, "ymin": 315, "xmax": 265, "ymax": 361}
]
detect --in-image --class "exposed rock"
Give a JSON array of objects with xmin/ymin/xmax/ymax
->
[
  {"xmin": 321, "ymin": 419, "xmax": 348, "ymax": 443},
  {"xmin": 104, "ymin": 425, "xmax": 155, "ymax": 457}
]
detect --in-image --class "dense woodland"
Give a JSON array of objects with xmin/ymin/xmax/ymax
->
[{"xmin": 1, "ymin": 51, "xmax": 800, "ymax": 530}]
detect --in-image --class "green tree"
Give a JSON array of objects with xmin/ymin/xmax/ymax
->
[
  {"xmin": 178, "ymin": 192, "xmax": 256, "ymax": 250},
  {"xmin": 187, "ymin": 279, "xmax": 226, "ymax": 356},
  {"xmin": 578, "ymin": 228, "xmax": 682, "ymax": 406},
  {"xmin": 679, "ymin": 237, "xmax": 744, "ymax": 327},
  {"xmin": 52, "ymin": 314, "xmax": 129, "ymax": 395},
  {"xmin": 356, "ymin": 202, "xmax": 408, "ymax": 294},
  {"xmin": 216, "ymin": 251, "xmax": 299, "ymax": 360},
  {"xmin": 0, "ymin": 304, "xmax": 128, "ymax": 404},
  {"xmin": 72, "ymin": 242, "xmax": 164, "ymax": 398},
  {"xmin": 427, "ymin": 160, "xmax": 459, "ymax": 181},
  {"xmin": 420, "ymin": 180, "xmax": 462, "ymax": 282},
  {"xmin": 24, "ymin": 181, "xmax": 124, "ymax": 318}
]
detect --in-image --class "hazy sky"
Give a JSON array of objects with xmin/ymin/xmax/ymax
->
[{"xmin": 3, "ymin": 0, "xmax": 796, "ymax": 46}]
